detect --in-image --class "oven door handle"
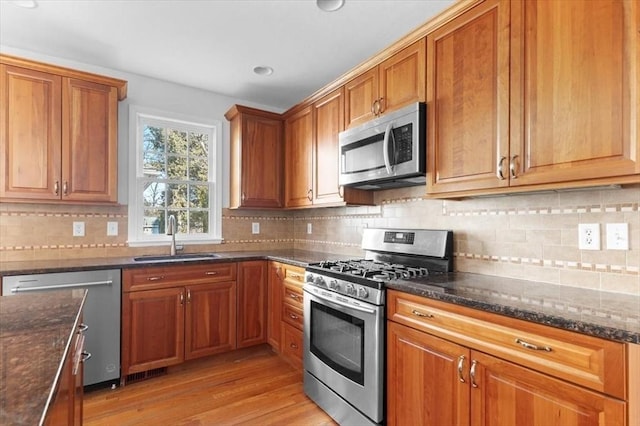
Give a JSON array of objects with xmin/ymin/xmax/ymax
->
[
  {"xmin": 307, "ymin": 290, "xmax": 376, "ymax": 315},
  {"xmin": 383, "ymin": 122, "xmax": 394, "ymax": 175}
]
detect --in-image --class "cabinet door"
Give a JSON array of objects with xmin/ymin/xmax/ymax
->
[
  {"xmin": 0, "ymin": 64, "xmax": 62, "ymax": 201},
  {"xmin": 427, "ymin": 0, "xmax": 511, "ymax": 194},
  {"xmin": 284, "ymin": 106, "xmax": 313, "ymax": 207},
  {"xmin": 344, "ymin": 67, "xmax": 379, "ymax": 129},
  {"xmin": 121, "ymin": 287, "xmax": 185, "ymax": 375},
  {"xmin": 267, "ymin": 262, "xmax": 284, "ymax": 350},
  {"xmin": 62, "ymin": 78, "xmax": 118, "ymax": 202},
  {"xmin": 387, "ymin": 321, "xmax": 470, "ymax": 426},
  {"xmin": 510, "ymin": 0, "xmax": 639, "ymax": 186},
  {"xmin": 184, "ymin": 281, "xmax": 236, "ymax": 360},
  {"xmin": 379, "ymin": 38, "xmax": 426, "ymax": 115},
  {"xmin": 239, "ymin": 113, "xmax": 284, "ymax": 208},
  {"xmin": 237, "ymin": 260, "xmax": 268, "ymax": 348},
  {"xmin": 313, "ymin": 88, "xmax": 344, "ymax": 205},
  {"xmin": 470, "ymin": 351, "xmax": 626, "ymax": 426}
]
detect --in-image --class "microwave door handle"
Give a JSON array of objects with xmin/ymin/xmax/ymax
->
[{"xmin": 383, "ymin": 122, "xmax": 394, "ymax": 174}]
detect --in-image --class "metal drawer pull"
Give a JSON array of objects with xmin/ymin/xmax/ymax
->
[
  {"xmin": 470, "ymin": 360, "xmax": 478, "ymax": 388},
  {"xmin": 290, "ymin": 343, "xmax": 298, "ymax": 349},
  {"xmin": 289, "ymin": 313, "xmax": 299, "ymax": 320},
  {"xmin": 515, "ymin": 338, "xmax": 552, "ymax": 352},
  {"xmin": 289, "ymin": 274, "xmax": 301, "ymax": 280},
  {"xmin": 289, "ymin": 294, "xmax": 300, "ymax": 300},
  {"xmin": 180, "ymin": 293, "xmax": 184, "ymax": 304},
  {"xmin": 81, "ymin": 351, "xmax": 92, "ymax": 362},
  {"xmin": 411, "ymin": 309, "xmax": 433, "ymax": 318},
  {"xmin": 186, "ymin": 290, "xmax": 191, "ymax": 303},
  {"xmin": 147, "ymin": 276, "xmax": 165, "ymax": 281},
  {"xmin": 78, "ymin": 323, "xmax": 89, "ymax": 332},
  {"xmin": 63, "ymin": 181, "xmax": 69, "ymax": 195},
  {"xmin": 457, "ymin": 355, "xmax": 466, "ymax": 383},
  {"xmin": 510, "ymin": 155, "xmax": 519, "ymax": 179},
  {"xmin": 205, "ymin": 271, "xmax": 218, "ymax": 276},
  {"xmin": 54, "ymin": 181, "xmax": 60, "ymax": 195}
]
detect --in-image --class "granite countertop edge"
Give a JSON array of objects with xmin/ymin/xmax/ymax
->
[{"xmin": 1, "ymin": 252, "xmax": 638, "ymax": 345}]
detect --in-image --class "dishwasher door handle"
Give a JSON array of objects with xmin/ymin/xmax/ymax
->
[{"xmin": 10, "ymin": 280, "xmax": 113, "ymax": 293}]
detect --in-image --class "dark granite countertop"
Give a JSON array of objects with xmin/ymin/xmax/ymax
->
[
  {"xmin": 0, "ymin": 290, "xmax": 86, "ymax": 425},
  {"xmin": 1, "ymin": 252, "xmax": 638, "ymax": 345},
  {"xmin": 386, "ymin": 272, "xmax": 640, "ymax": 344},
  {"xmin": 0, "ymin": 250, "xmax": 345, "ymax": 277}
]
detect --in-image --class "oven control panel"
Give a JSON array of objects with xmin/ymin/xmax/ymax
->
[{"xmin": 304, "ymin": 272, "xmax": 384, "ymax": 306}]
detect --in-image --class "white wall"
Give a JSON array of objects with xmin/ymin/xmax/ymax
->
[{"xmin": 0, "ymin": 45, "xmax": 284, "ymax": 207}]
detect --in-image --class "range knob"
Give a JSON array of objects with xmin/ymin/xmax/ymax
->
[
  {"xmin": 345, "ymin": 283, "xmax": 356, "ymax": 295},
  {"xmin": 306, "ymin": 274, "xmax": 314, "ymax": 283},
  {"xmin": 329, "ymin": 280, "xmax": 340, "ymax": 291},
  {"xmin": 314, "ymin": 276, "xmax": 326, "ymax": 287},
  {"xmin": 357, "ymin": 286, "xmax": 369, "ymax": 299}
]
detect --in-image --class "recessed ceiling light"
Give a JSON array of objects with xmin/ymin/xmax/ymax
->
[
  {"xmin": 317, "ymin": 0, "xmax": 344, "ymax": 12},
  {"xmin": 10, "ymin": 0, "xmax": 38, "ymax": 8},
  {"xmin": 253, "ymin": 66, "xmax": 274, "ymax": 76}
]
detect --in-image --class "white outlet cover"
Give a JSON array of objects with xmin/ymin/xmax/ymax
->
[
  {"xmin": 107, "ymin": 221, "xmax": 118, "ymax": 236},
  {"xmin": 307, "ymin": 223, "xmax": 312, "ymax": 234},
  {"xmin": 73, "ymin": 221, "xmax": 85, "ymax": 237},
  {"xmin": 578, "ymin": 223, "xmax": 600, "ymax": 250},
  {"xmin": 252, "ymin": 222, "xmax": 260, "ymax": 234},
  {"xmin": 606, "ymin": 223, "xmax": 629, "ymax": 250}
]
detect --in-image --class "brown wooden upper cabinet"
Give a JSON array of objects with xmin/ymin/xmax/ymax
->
[
  {"xmin": 0, "ymin": 55, "xmax": 126, "ymax": 203},
  {"xmin": 344, "ymin": 38, "xmax": 426, "ymax": 129},
  {"xmin": 284, "ymin": 89, "xmax": 373, "ymax": 208},
  {"xmin": 426, "ymin": 0, "xmax": 639, "ymax": 197},
  {"xmin": 225, "ymin": 105, "xmax": 284, "ymax": 208}
]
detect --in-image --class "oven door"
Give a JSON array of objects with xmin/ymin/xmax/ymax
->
[{"xmin": 303, "ymin": 285, "xmax": 384, "ymax": 423}]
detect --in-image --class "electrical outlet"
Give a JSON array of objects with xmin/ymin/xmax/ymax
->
[
  {"xmin": 72, "ymin": 221, "xmax": 85, "ymax": 237},
  {"xmin": 578, "ymin": 223, "xmax": 600, "ymax": 250},
  {"xmin": 252, "ymin": 222, "xmax": 260, "ymax": 234},
  {"xmin": 107, "ymin": 221, "xmax": 118, "ymax": 236},
  {"xmin": 307, "ymin": 223, "xmax": 312, "ymax": 234},
  {"xmin": 606, "ymin": 223, "xmax": 629, "ymax": 250}
]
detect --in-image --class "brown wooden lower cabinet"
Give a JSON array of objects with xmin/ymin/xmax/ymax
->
[
  {"xmin": 386, "ymin": 289, "xmax": 629, "ymax": 426},
  {"xmin": 121, "ymin": 264, "xmax": 239, "ymax": 383},
  {"xmin": 237, "ymin": 261, "xmax": 268, "ymax": 348},
  {"xmin": 46, "ymin": 320, "xmax": 84, "ymax": 426},
  {"xmin": 267, "ymin": 262, "xmax": 284, "ymax": 350}
]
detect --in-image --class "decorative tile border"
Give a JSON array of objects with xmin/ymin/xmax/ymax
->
[
  {"xmin": 0, "ymin": 243, "xmax": 127, "ymax": 251},
  {"xmin": 443, "ymin": 202, "xmax": 638, "ymax": 217},
  {"xmin": 293, "ymin": 238, "xmax": 360, "ymax": 248},
  {"xmin": 0, "ymin": 211, "xmax": 127, "ymax": 218},
  {"xmin": 454, "ymin": 251, "xmax": 639, "ymax": 275}
]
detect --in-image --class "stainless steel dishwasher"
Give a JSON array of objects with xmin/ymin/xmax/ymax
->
[{"xmin": 2, "ymin": 269, "xmax": 121, "ymax": 387}]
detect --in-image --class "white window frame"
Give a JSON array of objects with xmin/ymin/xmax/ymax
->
[{"xmin": 127, "ymin": 105, "xmax": 223, "ymax": 247}]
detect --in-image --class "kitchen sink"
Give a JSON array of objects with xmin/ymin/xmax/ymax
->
[{"xmin": 133, "ymin": 253, "xmax": 220, "ymax": 262}]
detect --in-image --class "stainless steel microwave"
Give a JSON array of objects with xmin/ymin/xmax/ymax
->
[{"xmin": 338, "ymin": 102, "xmax": 426, "ymax": 190}]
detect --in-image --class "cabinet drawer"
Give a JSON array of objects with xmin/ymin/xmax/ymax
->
[
  {"xmin": 284, "ymin": 265, "xmax": 305, "ymax": 284},
  {"xmin": 281, "ymin": 322, "xmax": 303, "ymax": 368},
  {"xmin": 387, "ymin": 290, "xmax": 626, "ymax": 399},
  {"xmin": 282, "ymin": 303, "xmax": 303, "ymax": 330},
  {"xmin": 123, "ymin": 263, "xmax": 237, "ymax": 292},
  {"xmin": 282, "ymin": 281, "xmax": 304, "ymax": 309}
]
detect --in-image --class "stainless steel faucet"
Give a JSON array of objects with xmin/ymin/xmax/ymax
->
[{"xmin": 167, "ymin": 214, "xmax": 178, "ymax": 256}]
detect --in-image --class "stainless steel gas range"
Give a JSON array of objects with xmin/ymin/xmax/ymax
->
[{"xmin": 303, "ymin": 228, "xmax": 453, "ymax": 426}]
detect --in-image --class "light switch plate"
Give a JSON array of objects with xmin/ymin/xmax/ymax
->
[
  {"xmin": 73, "ymin": 221, "xmax": 85, "ymax": 237},
  {"xmin": 252, "ymin": 222, "xmax": 260, "ymax": 234},
  {"xmin": 307, "ymin": 223, "xmax": 312, "ymax": 234},
  {"xmin": 606, "ymin": 223, "xmax": 629, "ymax": 250}
]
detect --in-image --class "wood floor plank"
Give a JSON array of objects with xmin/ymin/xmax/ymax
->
[{"xmin": 84, "ymin": 345, "xmax": 337, "ymax": 425}]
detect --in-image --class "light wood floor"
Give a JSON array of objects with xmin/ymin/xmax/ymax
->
[{"xmin": 83, "ymin": 345, "xmax": 337, "ymax": 425}]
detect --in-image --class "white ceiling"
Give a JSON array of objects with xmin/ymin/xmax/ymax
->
[{"xmin": 0, "ymin": 0, "xmax": 454, "ymax": 110}]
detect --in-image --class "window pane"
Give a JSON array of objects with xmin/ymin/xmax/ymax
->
[
  {"xmin": 189, "ymin": 184, "xmax": 209, "ymax": 208},
  {"xmin": 143, "ymin": 126, "xmax": 165, "ymax": 152},
  {"xmin": 189, "ymin": 211, "xmax": 209, "ymax": 234},
  {"xmin": 167, "ymin": 155, "xmax": 187, "ymax": 180},
  {"xmin": 167, "ymin": 210, "xmax": 188, "ymax": 233},
  {"xmin": 143, "ymin": 210, "xmax": 164, "ymax": 234},
  {"xmin": 167, "ymin": 129, "xmax": 188, "ymax": 154},
  {"xmin": 143, "ymin": 182, "xmax": 166, "ymax": 208},
  {"xmin": 189, "ymin": 132, "xmax": 209, "ymax": 157},
  {"xmin": 143, "ymin": 150, "xmax": 166, "ymax": 178},
  {"xmin": 189, "ymin": 156, "xmax": 208, "ymax": 182},
  {"xmin": 167, "ymin": 184, "xmax": 188, "ymax": 208}
]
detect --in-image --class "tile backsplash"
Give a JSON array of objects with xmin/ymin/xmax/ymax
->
[{"xmin": 1, "ymin": 184, "xmax": 638, "ymax": 295}]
